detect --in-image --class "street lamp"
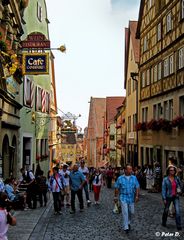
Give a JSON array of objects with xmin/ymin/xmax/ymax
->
[{"xmin": 130, "ymin": 72, "xmax": 139, "ymax": 167}]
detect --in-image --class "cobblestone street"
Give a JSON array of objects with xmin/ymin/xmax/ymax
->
[{"xmin": 8, "ymin": 187, "xmax": 184, "ymax": 240}]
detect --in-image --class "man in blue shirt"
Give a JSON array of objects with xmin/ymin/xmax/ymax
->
[
  {"xmin": 69, "ymin": 164, "xmax": 86, "ymax": 213},
  {"xmin": 114, "ymin": 164, "xmax": 140, "ymax": 234}
]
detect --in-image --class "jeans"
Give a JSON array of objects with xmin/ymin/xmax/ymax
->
[
  {"xmin": 52, "ymin": 192, "xmax": 61, "ymax": 212},
  {"xmin": 71, "ymin": 189, "xmax": 84, "ymax": 211},
  {"xmin": 83, "ymin": 182, "xmax": 90, "ymax": 201},
  {"xmin": 162, "ymin": 196, "xmax": 181, "ymax": 228},
  {"xmin": 121, "ymin": 201, "xmax": 135, "ymax": 230}
]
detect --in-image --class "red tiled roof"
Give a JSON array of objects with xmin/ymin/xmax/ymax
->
[
  {"xmin": 129, "ymin": 21, "xmax": 140, "ymax": 63},
  {"xmin": 106, "ymin": 97, "xmax": 125, "ymax": 126}
]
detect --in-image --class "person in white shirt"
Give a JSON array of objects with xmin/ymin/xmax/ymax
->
[
  {"xmin": 59, "ymin": 164, "xmax": 70, "ymax": 207},
  {"xmin": 92, "ymin": 168, "xmax": 103, "ymax": 204},
  {"xmin": 50, "ymin": 167, "xmax": 66, "ymax": 215},
  {"xmin": 79, "ymin": 160, "xmax": 91, "ymax": 204}
]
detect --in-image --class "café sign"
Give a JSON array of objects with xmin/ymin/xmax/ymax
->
[
  {"xmin": 22, "ymin": 53, "xmax": 49, "ymax": 75},
  {"xmin": 21, "ymin": 32, "xmax": 50, "ymax": 49}
]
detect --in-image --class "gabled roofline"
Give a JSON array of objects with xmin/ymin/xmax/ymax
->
[{"xmin": 136, "ymin": 0, "xmax": 145, "ymax": 39}]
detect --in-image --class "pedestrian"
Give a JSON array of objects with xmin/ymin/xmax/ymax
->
[
  {"xmin": 20, "ymin": 167, "xmax": 37, "ymax": 209},
  {"xmin": 162, "ymin": 165, "xmax": 182, "ymax": 230},
  {"xmin": 59, "ymin": 164, "xmax": 70, "ymax": 207},
  {"xmin": 106, "ymin": 166, "xmax": 114, "ymax": 188},
  {"xmin": 144, "ymin": 165, "xmax": 154, "ymax": 190},
  {"xmin": 78, "ymin": 160, "xmax": 91, "ymax": 204},
  {"xmin": 69, "ymin": 164, "xmax": 86, "ymax": 214},
  {"xmin": 88, "ymin": 167, "xmax": 95, "ymax": 192},
  {"xmin": 153, "ymin": 163, "xmax": 162, "ymax": 192},
  {"xmin": 114, "ymin": 164, "xmax": 140, "ymax": 234},
  {"xmin": 92, "ymin": 168, "xmax": 103, "ymax": 204},
  {"xmin": 37, "ymin": 170, "xmax": 48, "ymax": 207},
  {"xmin": 0, "ymin": 192, "xmax": 16, "ymax": 240},
  {"xmin": 50, "ymin": 167, "xmax": 66, "ymax": 215}
]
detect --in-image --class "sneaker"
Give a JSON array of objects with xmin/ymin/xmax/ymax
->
[
  {"xmin": 70, "ymin": 210, "xmax": 75, "ymax": 214},
  {"xmin": 124, "ymin": 229, "xmax": 129, "ymax": 234},
  {"xmin": 87, "ymin": 200, "xmax": 91, "ymax": 204},
  {"xmin": 94, "ymin": 201, "xmax": 97, "ymax": 205},
  {"xmin": 58, "ymin": 211, "xmax": 62, "ymax": 215}
]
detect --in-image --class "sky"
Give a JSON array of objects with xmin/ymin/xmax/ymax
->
[{"xmin": 45, "ymin": 0, "xmax": 140, "ymax": 131}]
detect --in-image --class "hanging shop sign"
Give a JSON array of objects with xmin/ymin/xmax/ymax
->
[
  {"xmin": 21, "ymin": 32, "xmax": 50, "ymax": 49},
  {"xmin": 22, "ymin": 53, "xmax": 49, "ymax": 75}
]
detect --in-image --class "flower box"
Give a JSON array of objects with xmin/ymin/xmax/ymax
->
[{"xmin": 172, "ymin": 116, "xmax": 184, "ymax": 129}]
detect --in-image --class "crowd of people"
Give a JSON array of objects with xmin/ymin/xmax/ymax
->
[{"xmin": 0, "ymin": 158, "xmax": 184, "ymax": 239}]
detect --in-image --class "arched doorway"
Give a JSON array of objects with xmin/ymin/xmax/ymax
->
[
  {"xmin": 10, "ymin": 135, "xmax": 17, "ymax": 177},
  {"xmin": 2, "ymin": 135, "xmax": 10, "ymax": 178}
]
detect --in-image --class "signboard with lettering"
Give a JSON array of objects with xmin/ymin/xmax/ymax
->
[
  {"xmin": 22, "ymin": 53, "xmax": 49, "ymax": 75},
  {"xmin": 21, "ymin": 32, "xmax": 50, "ymax": 49}
]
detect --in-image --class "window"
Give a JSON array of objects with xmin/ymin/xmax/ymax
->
[
  {"xmin": 164, "ymin": 99, "xmax": 173, "ymax": 120},
  {"xmin": 133, "ymin": 114, "xmax": 137, "ymax": 131},
  {"xmin": 179, "ymin": 96, "xmax": 184, "ymax": 116},
  {"xmin": 46, "ymin": 92, "xmax": 50, "ymax": 113},
  {"xmin": 146, "ymin": 69, "xmax": 150, "ymax": 85},
  {"xmin": 166, "ymin": 12, "xmax": 172, "ymax": 32},
  {"xmin": 148, "ymin": 0, "xmax": 152, "ymax": 9},
  {"xmin": 143, "ymin": 36, "xmax": 148, "ymax": 52},
  {"xmin": 133, "ymin": 79, "xmax": 137, "ymax": 91},
  {"xmin": 158, "ymin": 62, "xmax": 162, "ymax": 80},
  {"xmin": 141, "ymin": 72, "xmax": 145, "ymax": 88},
  {"xmin": 36, "ymin": 139, "xmax": 41, "ymax": 159},
  {"xmin": 36, "ymin": 86, "xmax": 42, "ymax": 111},
  {"xmin": 37, "ymin": 2, "xmax": 42, "ymax": 22},
  {"xmin": 169, "ymin": 54, "xmax": 174, "ymax": 74},
  {"xmin": 157, "ymin": 23, "xmax": 161, "ymax": 41},
  {"xmin": 164, "ymin": 58, "xmax": 169, "ymax": 77},
  {"xmin": 181, "ymin": 0, "xmax": 184, "ymax": 19},
  {"xmin": 128, "ymin": 116, "xmax": 131, "ymax": 132},
  {"xmin": 153, "ymin": 103, "xmax": 162, "ymax": 120},
  {"xmin": 179, "ymin": 47, "xmax": 184, "ymax": 69},
  {"xmin": 154, "ymin": 65, "xmax": 158, "ymax": 82},
  {"xmin": 142, "ymin": 107, "xmax": 148, "ymax": 122},
  {"xmin": 128, "ymin": 79, "xmax": 131, "ymax": 95}
]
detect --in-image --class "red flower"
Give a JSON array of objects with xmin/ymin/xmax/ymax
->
[{"xmin": 172, "ymin": 116, "xmax": 184, "ymax": 128}]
